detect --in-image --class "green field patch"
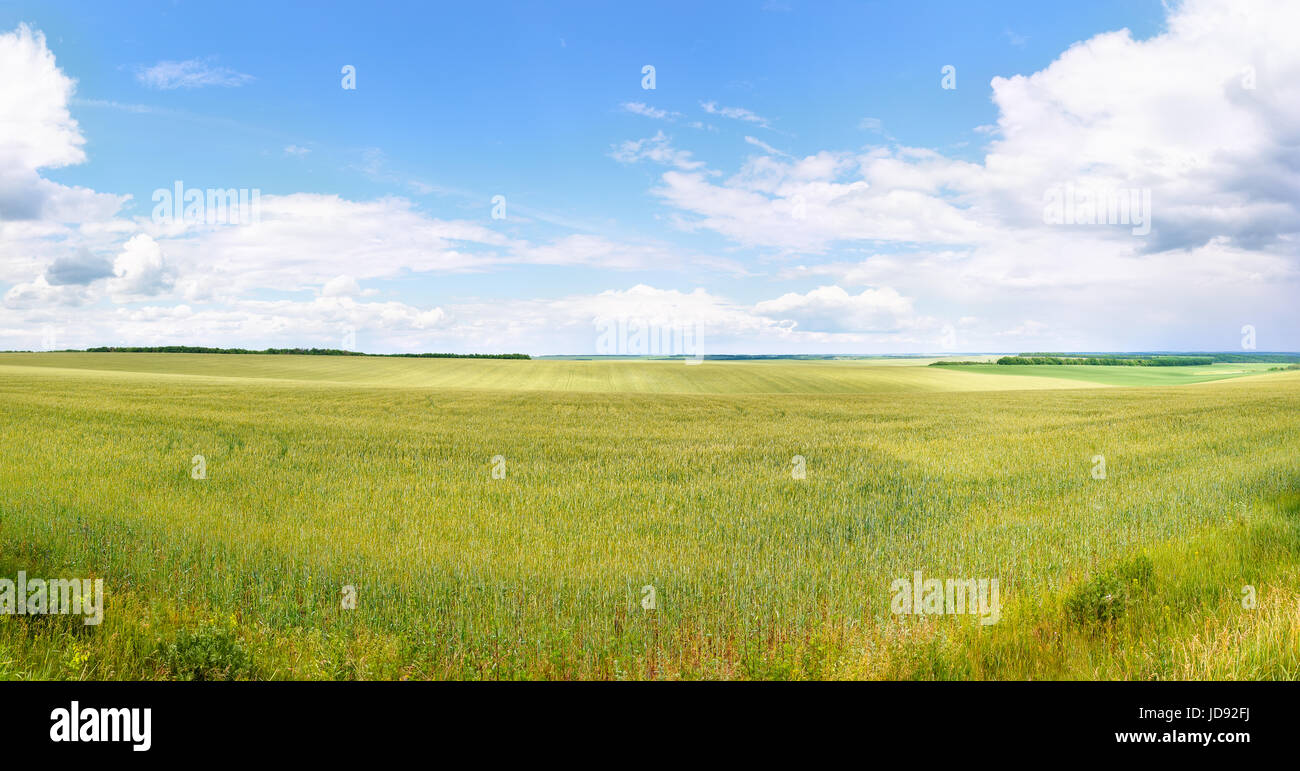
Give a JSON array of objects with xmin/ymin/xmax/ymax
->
[{"xmin": 930, "ymin": 362, "xmax": 1280, "ymax": 387}]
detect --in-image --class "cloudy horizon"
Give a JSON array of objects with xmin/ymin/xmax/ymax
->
[{"xmin": 2, "ymin": 0, "xmax": 1297, "ymax": 356}]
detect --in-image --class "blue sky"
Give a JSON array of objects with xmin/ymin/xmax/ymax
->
[{"xmin": 1, "ymin": 0, "xmax": 1296, "ymax": 354}]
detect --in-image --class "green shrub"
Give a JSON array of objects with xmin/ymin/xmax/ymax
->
[
  {"xmin": 155, "ymin": 625, "xmax": 254, "ymax": 681},
  {"xmin": 1065, "ymin": 555, "xmax": 1154, "ymax": 627}
]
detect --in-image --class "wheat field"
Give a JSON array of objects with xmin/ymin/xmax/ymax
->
[{"xmin": 1, "ymin": 353, "xmax": 1297, "ymax": 680}]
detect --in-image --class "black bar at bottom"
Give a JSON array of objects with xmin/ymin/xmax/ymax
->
[{"xmin": 0, "ymin": 681, "xmax": 1285, "ymax": 759}]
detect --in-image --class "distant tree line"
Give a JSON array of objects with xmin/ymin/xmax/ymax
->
[
  {"xmin": 997, "ymin": 356, "xmax": 1214, "ymax": 366},
  {"xmin": 1020, "ymin": 352, "xmax": 1300, "ymax": 363},
  {"xmin": 80, "ymin": 346, "xmax": 529, "ymax": 359}
]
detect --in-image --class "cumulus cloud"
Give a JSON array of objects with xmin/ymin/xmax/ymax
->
[
  {"xmin": 652, "ymin": 147, "xmax": 989, "ymax": 252},
  {"xmin": 0, "ymin": 25, "xmax": 84, "ymax": 171},
  {"xmin": 976, "ymin": 0, "xmax": 1300, "ymax": 253},
  {"xmin": 665, "ymin": 0, "xmax": 1300, "ymax": 260},
  {"xmin": 754, "ymin": 285, "xmax": 914, "ymax": 333},
  {"xmin": 3, "ymin": 275, "xmax": 92, "ymax": 309},
  {"xmin": 3, "ymin": 3, "xmax": 1298, "ymax": 354},
  {"xmin": 0, "ymin": 25, "xmax": 125, "ymax": 223},
  {"xmin": 77, "ymin": 296, "xmax": 450, "ymax": 353},
  {"xmin": 321, "ymin": 275, "xmax": 361, "ymax": 297},
  {"xmin": 137, "ymin": 194, "xmax": 514, "ymax": 292},
  {"xmin": 134, "ymin": 193, "xmax": 730, "ymax": 294},
  {"xmin": 405, "ymin": 284, "xmax": 788, "ymax": 356},
  {"xmin": 508, "ymin": 233, "xmax": 740, "ymax": 273},
  {"xmin": 108, "ymin": 234, "xmax": 174, "ymax": 298},
  {"xmin": 45, "ymin": 248, "xmax": 114, "ymax": 285},
  {"xmin": 616, "ymin": 0, "xmax": 1300, "ymax": 349}
]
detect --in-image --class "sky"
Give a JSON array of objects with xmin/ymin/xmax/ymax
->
[{"xmin": 0, "ymin": 0, "xmax": 1296, "ymax": 355}]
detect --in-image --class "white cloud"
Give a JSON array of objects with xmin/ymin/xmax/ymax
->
[
  {"xmin": 321, "ymin": 275, "xmax": 361, "ymax": 298},
  {"xmin": 609, "ymin": 131, "xmax": 705, "ymax": 170},
  {"xmin": 613, "ymin": 0, "xmax": 1300, "ymax": 348},
  {"xmin": 1005, "ymin": 29, "xmax": 1029, "ymax": 48},
  {"xmin": 754, "ymin": 285, "xmax": 914, "ymax": 333},
  {"xmin": 700, "ymin": 101, "xmax": 771, "ymax": 128},
  {"xmin": 45, "ymin": 248, "xmax": 113, "ymax": 285},
  {"xmin": 108, "ymin": 234, "xmax": 174, "ymax": 299},
  {"xmin": 3, "ymin": 274, "xmax": 92, "ymax": 309},
  {"xmin": 4, "ymin": 3, "xmax": 1299, "ymax": 354},
  {"xmin": 743, "ymin": 136, "xmax": 791, "ymax": 158},
  {"xmin": 999, "ymin": 320, "xmax": 1048, "ymax": 337},
  {"xmin": 408, "ymin": 284, "xmax": 788, "ymax": 356},
  {"xmin": 858, "ymin": 117, "xmax": 884, "ymax": 132},
  {"xmin": 136, "ymin": 58, "xmax": 254, "ymax": 90},
  {"xmin": 653, "ymin": 147, "xmax": 989, "ymax": 251},
  {"xmin": 621, "ymin": 102, "xmax": 681, "ymax": 121},
  {"xmin": 975, "ymin": 0, "xmax": 1300, "ymax": 253},
  {"xmin": 0, "ymin": 25, "xmax": 126, "ymax": 224},
  {"xmin": 136, "ymin": 194, "xmax": 514, "ymax": 292},
  {"xmin": 0, "ymin": 24, "xmax": 84, "ymax": 170},
  {"xmin": 83, "ymin": 296, "xmax": 450, "ymax": 353}
]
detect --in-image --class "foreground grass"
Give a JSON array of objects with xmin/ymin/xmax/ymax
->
[{"xmin": 0, "ymin": 358, "xmax": 1297, "ymax": 679}]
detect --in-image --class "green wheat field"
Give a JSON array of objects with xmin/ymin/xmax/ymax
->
[{"xmin": 1, "ymin": 352, "xmax": 1297, "ymax": 680}]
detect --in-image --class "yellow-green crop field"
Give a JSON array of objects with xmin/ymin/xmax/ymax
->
[{"xmin": 1, "ymin": 352, "xmax": 1298, "ymax": 680}]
